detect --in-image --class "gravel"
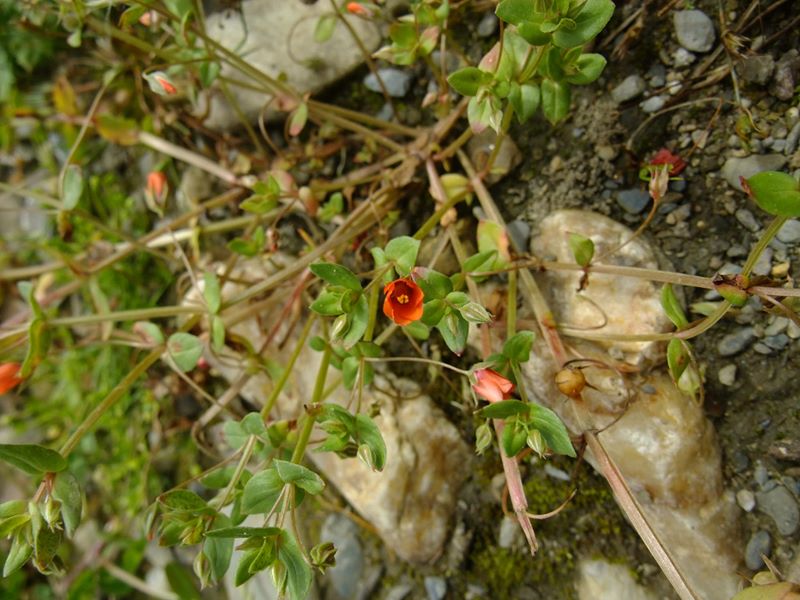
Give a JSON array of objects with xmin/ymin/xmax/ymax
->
[
  {"xmin": 720, "ymin": 154, "xmax": 789, "ymax": 191},
  {"xmin": 616, "ymin": 189, "xmax": 651, "ymax": 214},
  {"xmin": 737, "ymin": 489, "xmax": 756, "ymax": 512},
  {"xmin": 424, "ymin": 576, "xmax": 447, "ymax": 600},
  {"xmin": 718, "ymin": 364, "xmax": 737, "ymax": 386},
  {"xmin": 477, "ymin": 12, "xmax": 498, "ymax": 37},
  {"xmin": 756, "ymin": 486, "xmax": 800, "ymax": 535},
  {"xmin": 640, "ymin": 95, "xmax": 666, "ymax": 113},
  {"xmin": 744, "ymin": 530, "xmax": 772, "ymax": 570},
  {"xmin": 364, "ymin": 68, "xmax": 414, "ymax": 97},
  {"xmin": 776, "ymin": 219, "xmax": 800, "ymax": 243},
  {"xmin": 612, "ymin": 75, "xmax": 647, "ymax": 103},
  {"xmin": 673, "ymin": 10, "xmax": 715, "ymax": 53},
  {"xmin": 735, "ymin": 209, "xmax": 761, "ymax": 232},
  {"xmin": 717, "ymin": 327, "xmax": 756, "ymax": 357}
]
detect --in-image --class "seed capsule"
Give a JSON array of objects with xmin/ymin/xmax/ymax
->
[{"xmin": 555, "ymin": 367, "xmax": 586, "ymax": 399}]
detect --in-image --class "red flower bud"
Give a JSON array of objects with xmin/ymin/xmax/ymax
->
[
  {"xmin": 0, "ymin": 363, "xmax": 23, "ymax": 395},
  {"xmin": 473, "ymin": 368, "xmax": 514, "ymax": 404}
]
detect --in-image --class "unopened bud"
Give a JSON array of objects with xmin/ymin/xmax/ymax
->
[{"xmin": 555, "ymin": 367, "xmax": 585, "ymax": 399}]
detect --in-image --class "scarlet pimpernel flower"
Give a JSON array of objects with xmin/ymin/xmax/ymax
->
[
  {"xmin": 346, "ymin": 2, "xmax": 372, "ymax": 17},
  {"xmin": 382, "ymin": 277, "xmax": 424, "ymax": 326},
  {"xmin": 473, "ymin": 368, "xmax": 514, "ymax": 404},
  {"xmin": 0, "ymin": 363, "xmax": 23, "ymax": 395},
  {"xmin": 648, "ymin": 148, "xmax": 686, "ymax": 176}
]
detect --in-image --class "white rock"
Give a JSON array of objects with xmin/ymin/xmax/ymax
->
[
  {"xmin": 531, "ymin": 210, "xmax": 673, "ymax": 366},
  {"xmin": 576, "ymin": 559, "xmax": 656, "ymax": 600},
  {"xmin": 200, "ymin": 1, "xmax": 381, "ymax": 130},
  {"xmin": 467, "ymin": 129, "xmax": 522, "ymax": 184},
  {"xmin": 673, "ymin": 10, "xmax": 716, "ymax": 53},
  {"xmin": 720, "ymin": 154, "xmax": 788, "ymax": 191}
]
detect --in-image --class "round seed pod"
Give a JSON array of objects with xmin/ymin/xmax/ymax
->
[{"xmin": 555, "ymin": 367, "xmax": 586, "ymax": 399}]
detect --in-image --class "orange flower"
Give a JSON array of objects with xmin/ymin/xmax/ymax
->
[
  {"xmin": 473, "ymin": 368, "xmax": 514, "ymax": 404},
  {"xmin": 146, "ymin": 171, "xmax": 167, "ymax": 199},
  {"xmin": 383, "ymin": 277, "xmax": 424, "ymax": 326},
  {"xmin": 155, "ymin": 75, "xmax": 177, "ymax": 95},
  {"xmin": 0, "ymin": 363, "xmax": 23, "ymax": 395}
]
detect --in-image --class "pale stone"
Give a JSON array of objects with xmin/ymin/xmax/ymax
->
[
  {"xmin": 576, "ymin": 559, "xmax": 656, "ymax": 600},
  {"xmin": 467, "ymin": 129, "xmax": 522, "ymax": 184},
  {"xmin": 191, "ymin": 260, "xmax": 470, "ymax": 564},
  {"xmin": 200, "ymin": 1, "xmax": 381, "ymax": 130},
  {"xmin": 530, "ymin": 209, "xmax": 673, "ymax": 366}
]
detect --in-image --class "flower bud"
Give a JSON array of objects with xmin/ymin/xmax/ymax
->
[{"xmin": 555, "ymin": 367, "xmax": 585, "ymax": 399}]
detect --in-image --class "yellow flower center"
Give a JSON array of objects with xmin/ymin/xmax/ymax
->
[{"xmin": 396, "ymin": 294, "xmax": 409, "ymax": 304}]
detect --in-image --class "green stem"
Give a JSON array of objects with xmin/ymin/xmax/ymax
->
[
  {"xmin": 742, "ymin": 215, "xmax": 787, "ymax": 277},
  {"xmin": 290, "ymin": 346, "xmax": 330, "ymax": 463},
  {"xmin": 363, "ymin": 285, "xmax": 380, "ymax": 343},
  {"xmin": 414, "ymin": 191, "xmax": 468, "ymax": 241},
  {"xmin": 507, "ymin": 269, "xmax": 517, "ymax": 340},
  {"xmin": 49, "ymin": 305, "xmax": 202, "ymax": 327},
  {"xmin": 217, "ymin": 434, "xmax": 257, "ymax": 509},
  {"xmin": 261, "ymin": 316, "xmax": 316, "ymax": 419}
]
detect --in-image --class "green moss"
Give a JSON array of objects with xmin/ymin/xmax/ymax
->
[{"xmin": 470, "ymin": 546, "xmax": 529, "ymax": 597}]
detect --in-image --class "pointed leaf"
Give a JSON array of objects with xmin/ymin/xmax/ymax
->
[
  {"xmin": 530, "ymin": 404, "xmax": 576, "ymax": 457},
  {"xmin": 167, "ymin": 333, "xmax": 204, "ymax": 372},
  {"xmin": 273, "ymin": 460, "xmax": 325, "ymax": 495},
  {"xmin": 0, "ymin": 444, "xmax": 66, "ymax": 475}
]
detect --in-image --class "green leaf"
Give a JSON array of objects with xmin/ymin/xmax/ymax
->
[
  {"xmin": 241, "ymin": 468, "xmax": 283, "ymax": 515},
  {"xmin": 273, "ymin": 460, "xmax": 325, "ymax": 495},
  {"xmin": 203, "ymin": 272, "xmax": 222, "ymax": 314},
  {"xmin": 0, "ymin": 514, "xmax": 30, "ymax": 538},
  {"xmin": 541, "ymin": 78, "xmax": 571, "ymax": 124},
  {"xmin": 417, "ymin": 270, "xmax": 453, "ymax": 300},
  {"xmin": 517, "ymin": 19, "xmax": 552, "ymax": 45},
  {"xmin": 205, "ymin": 526, "xmax": 281, "ymax": 538},
  {"xmin": 0, "ymin": 444, "xmax": 67, "ymax": 475},
  {"xmin": 477, "ymin": 399, "xmax": 530, "ymax": 419},
  {"xmin": 666, "ymin": 338, "xmax": 690, "ymax": 383},
  {"xmin": 568, "ymin": 233, "xmax": 595, "ymax": 267},
  {"xmin": 447, "ymin": 67, "xmax": 491, "ymax": 97},
  {"xmin": 354, "ymin": 414, "xmax": 386, "ymax": 471},
  {"xmin": 463, "ymin": 250, "xmax": 498, "ymax": 274},
  {"xmin": 404, "ymin": 320, "xmax": 430, "ymax": 340},
  {"xmin": 235, "ymin": 548, "xmax": 260, "ymax": 586},
  {"xmin": 204, "ymin": 515, "xmax": 233, "ymax": 584},
  {"xmin": 33, "ymin": 523, "xmax": 61, "ymax": 569},
  {"xmin": 166, "ymin": 562, "xmax": 202, "ymax": 600},
  {"xmin": 384, "ymin": 236, "xmax": 420, "ymax": 277},
  {"xmin": 62, "ymin": 164, "xmax": 84, "ymax": 210},
  {"xmin": 167, "ymin": 333, "xmax": 204, "ymax": 372},
  {"xmin": 341, "ymin": 294, "xmax": 369, "ymax": 349},
  {"xmin": 211, "ymin": 315, "xmax": 226, "ymax": 352},
  {"xmin": 0, "ymin": 500, "xmax": 27, "ymax": 519},
  {"xmin": 133, "ymin": 321, "xmax": 164, "ymax": 346},
  {"xmin": 552, "ymin": 0, "xmax": 615, "ymax": 48},
  {"xmin": 437, "ymin": 312, "xmax": 469, "ymax": 355},
  {"xmin": 565, "ymin": 53, "xmax": 607, "ymax": 85},
  {"xmin": 3, "ymin": 533, "xmax": 32, "ymax": 577},
  {"xmin": 158, "ymin": 490, "xmax": 207, "ymax": 511},
  {"xmin": 241, "ymin": 413, "xmax": 267, "ymax": 437},
  {"xmin": 95, "ymin": 114, "xmax": 139, "ymax": 145},
  {"xmin": 501, "ymin": 419, "xmax": 529, "ymax": 457},
  {"xmin": 314, "ymin": 13, "xmax": 338, "ymax": 43},
  {"xmin": 200, "ymin": 466, "xmax": 237, "ymax": 490},
  {"xmin": 319, "ymin": 192, "xmax": 344, "ymax": 222},
  {"xmin": 310, "ymin": 262, "xmax": 362, "ymax": 292},
  {"xmin": 529, "ymin": 404, "xmax": 576, "ymax": 457},
  {"xmin": 52, "ymin": 472, "xmax": 82, "ymax": 537},
  {"xmin": 288, "ymin": 103, "xmax": 308, "ymax": 137},
  {"xmin": 660, "ymin": 284, "xmax": 688, "ymax": 329},
  {"xmin": 731, "ymin": 582, "xmax": 798, "ymax": 600},
  {"xmin": 495, "ymin": 0, "xmax": 534, "ymax": 25},
  {"xmin": 509, "ymin": 83, "xmax": 541, "ymax": 123},
  {"xmin": 240, "ymin": 195, "xmax": 278, "ymax": 215},
  {"xmin": 421, "ymin": 299, "xmax": 448, "ymax": 327},
  {"xmin": 388, "ymin": 21, "xmax": 416, "ymax": 47},
  {"xmin": 459, "ymin": 301, "xmax": 493, "ymax": 324},
  {"xmin": 746, "ymin": 171, "xmax": 800, "ymax": 217},
  {"xmin": 503, "ymin": 331, "xmax": 535, "ymax": 363},
  {"xmin": 199, "ymin": 61, "xmax": 221, "ymax": 87},
  {"xmin": 277, "ymin": 530, "xmax": 312, "ymax": 600},
  {"xmin": 310, "ymin": 289, "xmax": 346, "ymax": 316},
  {"xmin": 341, "ymin": 355, "xmax": 360, "ymax": 390},
  {"xmin": 477, "ymin": 221, "xmax": 510, "ymax": 269},
  {"xmin": 223, "ymin": 421, "xmax": 247, "ymax": 450}
]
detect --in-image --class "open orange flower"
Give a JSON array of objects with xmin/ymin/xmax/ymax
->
[
  {"xmin": 383, "ymin": 277, "xmax": 424, "ymax": 326},
  {"xmin": 473, "ymin": 368, "xmax": 514, "ymax": 404},
  {"xmin": 0, "ymin": 363, "xmax": 23, "ymax": 395},
  {"xmin": 346, "ymin": 2, "xmax": 371, "ymax": 17}
]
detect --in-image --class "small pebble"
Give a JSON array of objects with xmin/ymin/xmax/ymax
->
[
  {"xmin": 718, "ymin": 364, "xmax": 737, "ymax": 386},
  {"xmin": 640, "ymin": 95, "xmax": 666, "ymax": 113},
  {"xmin": 737, "ymin": 489, "xmax": 756, "ymax": 512},
  {"xmin": 785, "ymin": 122, "xmax": 800, "ymax": 155},
  {"xmin": 364, "ymin": 68, "xmax": 414, "ymax": 97},
  {"xmin": 477, "ymin": 12, "xmax": 498, "ymax": 37},
  {"xmin": 756, "ymin": 486, "xmax": 800, "ymax": 535},
  {"xmin": 731, "ymin": 450, "xmax": 750, "ymax": 473},
  {"xmin": 754, "ymin": 462, "xmax": 769, "ymax": 487},
  {"xmin": 544, "ymin": 464, "xmax": 571, "ymax": 482},
  {"xmin": 752, "ymin": 247, "xmax": 772, "ymax": 276},
  {"xmin": 753, "ymin": 342, "xmax": 773, "ymax": 355},
  {"xmin": 611, "ymin": 75, "xmax": 647, "ymax": 103},
  {"xmin": 498, "ymin": 516, "xmax": 520, "ymax": 549},
  {"xmin": 776, "ymin": 219, "xmax": 800, "ymax": 243},
  {"xmin": 763, "ymin": 334, "xmax": 790, "ymax": 351},
  {"xmin": 673, "ymin": 47, "xmax": 697, "ymax": 67},
  {"xmin": 744, "ymin": 530, "xmax": 771, "ymax": 571},
  {"xmin": 735, "ymin": 209, "xmax": 761, "ymax": 232},
  {"xmin": 616, "ymin": 189, "xmax": 651, "ymax": 214},
  {"xmin": 424, "ymin": 576, "xmax": 447, "ymax": 600},
  {"xmin": 385, "ymin": 583, "xmax": 414, "ymax": 600},
  {"xmin": 507, "ymin": 219, "xmax": 531, "ymax": 252},
  {"xmin": 717, "ymin": 327, "xmax": 756, "ymax": 356},
  {"xmin": 673, "ymin": 10, "xmax": 716, "ymax": 53},
  {"xmin": 764, "ymin": 317, "xmax": 789, "ymax": 336}
]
